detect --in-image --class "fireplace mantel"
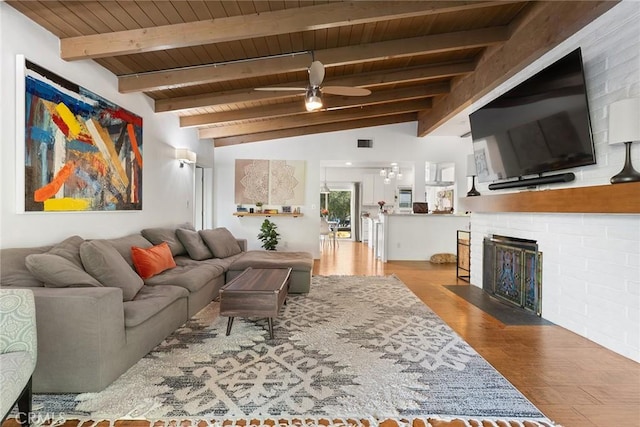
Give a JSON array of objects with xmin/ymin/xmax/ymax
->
[{"xmin": 459, "ymin": 182, "xmax": 640, "ymax": 214}]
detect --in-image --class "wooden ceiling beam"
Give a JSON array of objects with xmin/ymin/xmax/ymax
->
[
  {"xmin": 155, "ymin": 61, "xmax": 472, "ymax": 112},
  {"xmin": 155, "ymin": 89, "xmax": 300, "ymax": 113},
  {"xmin": 416, "ymin": 1, "xmax": 616, "ymax": 136},
  {"xmin": 119, "ymin": 54, "xmax": 311, "ymax": 93},
  {"xmin": 61, "ymin": 1, "xmax": 516, "ymax": 60},
  {"xmin": 180, "ymin": 83, "xmax": 449, "ymax": 127},
  {"xmin": 119, "ymin": 26, "xmax": 507, "ymax": 93},
  {"xmin": 212, "ymin": 113, "xmax": 418, "ymax": 147},
  {"xmin": 198, "ymin": 99, "xmax": 429, "ymax": 139}
]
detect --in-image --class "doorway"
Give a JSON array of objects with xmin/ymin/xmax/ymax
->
[{"xmin": 320, "ymin": 190, "xmax": 352, "ymax": 239}]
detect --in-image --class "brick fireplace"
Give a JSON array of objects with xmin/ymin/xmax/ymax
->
[{"xmin": 483, "ymin": 235, "xmax": 542, "ymax": 316}]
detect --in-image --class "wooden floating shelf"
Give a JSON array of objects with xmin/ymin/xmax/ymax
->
[
  {"xmin": 459, "ymin": 181, "xmax": 640, "ymax": 214},
  {"xmin": 233, "ymin": 212, "xmax": 304, "ymax": 218}
]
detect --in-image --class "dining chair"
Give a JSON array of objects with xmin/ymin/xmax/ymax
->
[{"xmin": 319, "ymin": 218, "xmax": 336, "ymax": 250}]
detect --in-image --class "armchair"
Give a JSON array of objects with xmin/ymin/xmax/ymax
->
[{"xmin": 1, "ymin": 289, "xmax": 37, "ymax": 427}]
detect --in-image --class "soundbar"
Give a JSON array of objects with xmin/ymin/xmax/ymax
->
[{"xmin": 488, "ymin": 172, "xmax": 575, "ymax": 190}]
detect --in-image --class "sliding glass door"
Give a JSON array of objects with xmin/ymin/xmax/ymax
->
[{"xmin": 319, "ymin": 190, "xmax": 352, "ymax": 239}]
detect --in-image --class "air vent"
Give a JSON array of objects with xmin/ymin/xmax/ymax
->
[{"xmin": 357, "ymin": 139, "xmax": 373, "ymax": 148}]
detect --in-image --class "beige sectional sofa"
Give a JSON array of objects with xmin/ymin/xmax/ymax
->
[{"xmin": 0, "ymin": 225, "xmax": 313, "ymax": 393}]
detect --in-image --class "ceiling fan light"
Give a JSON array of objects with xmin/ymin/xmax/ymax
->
[{"xmin": 305, "ymin": 87, "xmax": 323, "ymax": 111}]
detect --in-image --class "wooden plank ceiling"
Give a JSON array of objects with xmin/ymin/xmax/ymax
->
[{"xmin": 7, "ymin": 1, "xmax": 615, "ymax": 147}]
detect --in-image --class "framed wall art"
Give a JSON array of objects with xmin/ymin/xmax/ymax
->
[
  {"xmin": 16, "ymin": 55, "xmax": 143, "ymax": 212},
  {"xmin": 234, "ymin": 159, "xmax": 306, "ymax": 205}
]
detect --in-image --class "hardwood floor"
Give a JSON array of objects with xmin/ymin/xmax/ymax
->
[{"xmin": 315, "ymin": 241, "xmax": 640, "ymax": 427}]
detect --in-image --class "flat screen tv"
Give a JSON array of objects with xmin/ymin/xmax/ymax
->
[{"xmin": 469, "ymin": 48, "xmax": 595, "ymax": 185}]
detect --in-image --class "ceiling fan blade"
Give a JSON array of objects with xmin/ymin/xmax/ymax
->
[
  {"xmin": 254, "ymin": 87, "xmax": 306, "ymax": 92},
  {"xmin": 309, "ymin": 61, "xmax": 325, "ymax": 87},
  {"xmin": 322, "ymin": 86, "xmax": 371, "ymax": 96}
]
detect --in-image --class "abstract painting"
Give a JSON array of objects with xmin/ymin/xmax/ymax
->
[
  {"xmin": 20, "ymin": 57, "xmax": 143, "ymax": 212},
  {"xmin": 235, "ymin": 159, "xmax": 305, "ymax": 205}
]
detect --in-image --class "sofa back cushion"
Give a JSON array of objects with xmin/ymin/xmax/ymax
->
[
  {"xmin": 131, "ymin": 242, "xmax": 177, "ymax": 279},
  {"xmin": 80, "ymin": 240, "xmax": 144, "ymax": 301},
  {"xmin": 175, "ymin": 228, "xmax": 212, "ymax": 261},
  {"xmin": 48, "ymin": 235, "xmax": 85, "ymax": 269},
  {"xmin": 199, "ymin": 227, "xmax": 242, "ymax": 258},
  {"xmin": 141, "ymin": 227, "xmax": 186, "ymax": 257},
  {"xmin": 102, "ymin": 234, "xmax": 152, "ymax": 267},
  {"xmin": 25, "ymin": 253, "xmax": 103, "ymax": 288},
  {"xmin": 0, "ymin": 247, "xmax": 51, "ymax": 287}
]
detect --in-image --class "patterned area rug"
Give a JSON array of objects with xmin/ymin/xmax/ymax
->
[{"xmin": 33, "ymin": 275, "xmax": 553, "ymax": 424}]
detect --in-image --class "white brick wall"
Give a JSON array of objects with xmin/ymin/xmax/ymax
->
[{"xmin": 469, "ymin": 3, "xmax": 640, "ymax": 362}]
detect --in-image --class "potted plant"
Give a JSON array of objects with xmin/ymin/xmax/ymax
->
[
  {"xmin": 257, "ymin": 219, "xmax": 280, "ymax": 250},
  {"xmin": 255, "ymin": 201, "xmax": 263, "ymax": 213}
]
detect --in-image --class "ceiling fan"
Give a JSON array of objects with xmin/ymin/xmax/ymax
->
[{"xmin": 255, "ymin": 60, "xmax": 371, "ymax": 112}]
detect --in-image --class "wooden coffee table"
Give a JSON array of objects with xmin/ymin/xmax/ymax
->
[{"xmin": 219, "ymin": 267, "xmax": 292, "ymax": 339}]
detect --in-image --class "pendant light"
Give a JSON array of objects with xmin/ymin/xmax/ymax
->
[{"xmin": 320, "ymin": 167, "xmax": 331, "ymax": 194}]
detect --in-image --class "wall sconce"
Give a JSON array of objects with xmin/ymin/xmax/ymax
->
[
  {"xmin": 175, "ymin": 148, "xmax": 196, "ymax": 167},
  {"xmin": 609, "ymin": 98, "xmax": 640, "ymax": 184}
]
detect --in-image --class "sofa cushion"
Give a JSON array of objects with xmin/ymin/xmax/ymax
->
[
  {"xmin": 177, "ymin": 222, "xmax": 196, "ymax": 231},
  {"xmin": 25, "ymin": 253, "xmax": 103, "ymax": 288},
  {"xmin": 80, "ymin": 240, "xmax": 144, "ymax": 301},
  {"xmin": 199, "ymin": 227, "xmax": 242, "ymax": 258},
  {"xmin": 173, "ymin": 254, "xmax": 243, "ymax": 271},
  {"xmin": 228, "ymin": 250, "xmax": 314, "ymax": 272},
  {"xmin": 131, "ymin": 242, "xmax": 177, "ymax": 279},
  {"xmin": 48, "ymin": 235, "xmax": 85, "ymax": 268},
  {"xmin": 143, "ymin": 262, "xmax": 225, "ymax": 293},
  {"xmin": 103, "ymin": 234, "xmax": 153, "ymax": 267},
  {"xmin": 0, "ymin": 247, "xmax": 51, "ymax": 287},
  {"xmin": 141, "ymin": 227, "xmax": 186, "ymax": 257},
  {"xmin": 176, "ymin": 228, "xmax": 213, "ymax": 261},
  {"xmin": 123, "ymin": 285, "xmax": 188, "ymax": 328}
]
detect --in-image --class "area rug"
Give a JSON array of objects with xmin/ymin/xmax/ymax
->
[{"xmin": 32, "ymin": 275, "xmax": 555, "ymax": 425}]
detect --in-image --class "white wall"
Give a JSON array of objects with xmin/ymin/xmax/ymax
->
[
  {"xmin": 0, "ymin": 4, "xmax": 201, "ymax": 248},
  {"xmin": 469, "ymin": 3, "xmax": 640, "ymax": 362},
  {"xmin": 213, "ymin": 123, "xmax": 470, "ymax": 258}
]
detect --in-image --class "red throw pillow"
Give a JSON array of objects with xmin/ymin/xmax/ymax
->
[{"xmin": 131, "ymin": 242, "xmax": 177, "ymax": 279}]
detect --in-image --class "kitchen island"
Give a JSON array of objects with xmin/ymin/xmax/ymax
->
[{"xmin": 378, "ymin": 213, "xmax": 469, "ymax": 262}]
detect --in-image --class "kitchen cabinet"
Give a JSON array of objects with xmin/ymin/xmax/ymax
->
[
  {"xmin": 362, "ymin": 174, "xmax": 396, "ymax": 206},
  {"xmin": 361, "ymin": 217, "xmax": 369, "ymax": 242},
  {"xmin": 367, "ymin": 218, "xmax": 375, "ymax": 248},
  {"xmin": 379, "ymin": 213, "xmax": 470, "ymax": 262},
  {"xmin": 362, "ymin": 175, "xmax": 376, "ymax": 205}
]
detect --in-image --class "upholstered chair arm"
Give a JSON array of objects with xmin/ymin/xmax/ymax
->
[
  {"xmin": 0, "ymin": 288, "xmax": 37, "ymax": 364},
  {"xmin": 0, "ymin": 288, "xmax": 37, "ymax": 422}
]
